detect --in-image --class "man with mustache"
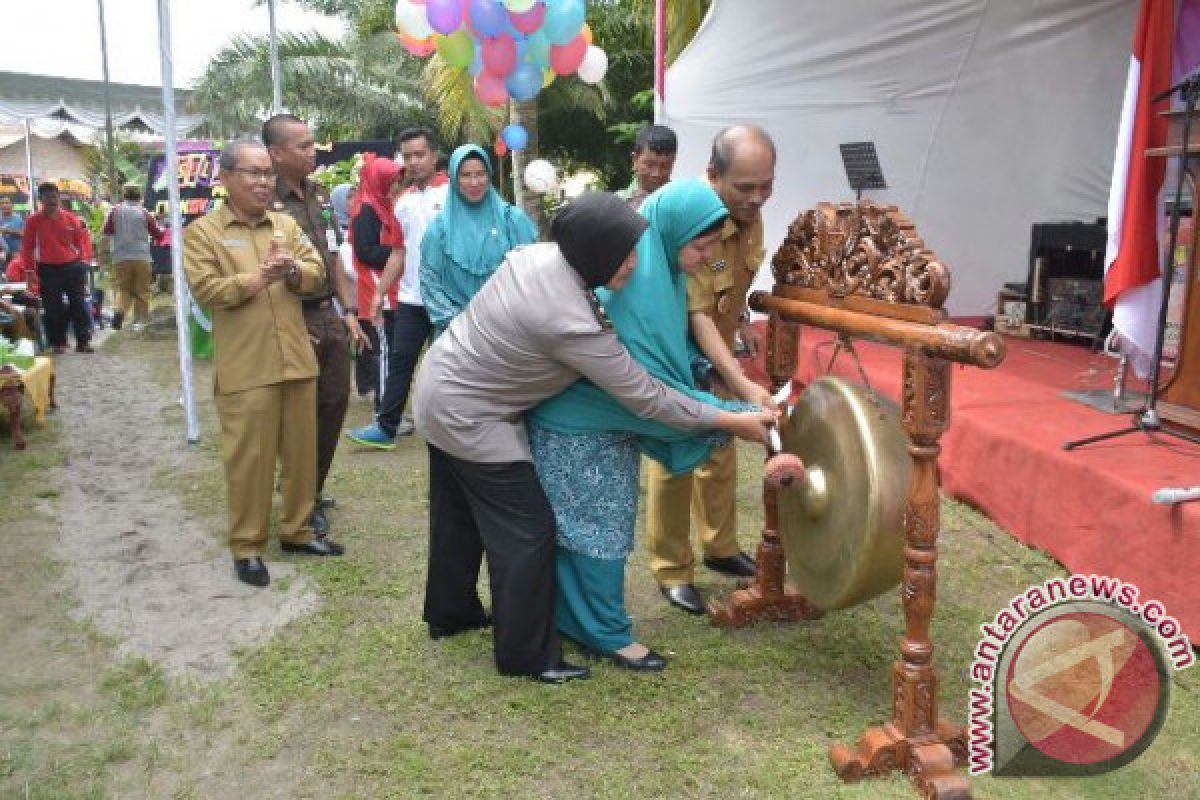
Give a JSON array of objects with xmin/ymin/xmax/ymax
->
[{"xmin": 646, "ymin": 125, "xmax": 780, "ymax": 615}]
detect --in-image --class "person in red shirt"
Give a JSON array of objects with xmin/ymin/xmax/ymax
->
[{"xmin": 20, "ymin": 183, "xmax": 94, "ymax": 353}]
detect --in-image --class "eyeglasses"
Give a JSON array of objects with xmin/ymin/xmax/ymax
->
[{"xmin": 228, "ymin": 167, "xmax": 277, "ymax": 182}]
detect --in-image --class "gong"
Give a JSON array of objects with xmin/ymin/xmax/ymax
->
[{"xmin": 776, "ymin": 377, "xmax": 911, "ymax": 610}]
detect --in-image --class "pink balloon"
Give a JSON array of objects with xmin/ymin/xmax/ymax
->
[
  {"xmin": 510, "ymin": 2, "xmax": 546, "ymax": 35},
  {"xmin": 549, "ymin": 33, "xmax": 587, "ymax": 76},
  {"xmin": 481, "ymin": 33, "xmax": 518, "ymax": 77},
  {"xmin": 399, "ymin": 33, "xmax": 437, "ymax": 58},
  {"xmin": 475, "ymin": 71, "xmax": 510, "ymax": 106}
]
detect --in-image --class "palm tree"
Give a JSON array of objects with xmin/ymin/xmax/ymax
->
[{"xmin": 630, "ymin": 0, "xmax": 712, "ymax": 64}]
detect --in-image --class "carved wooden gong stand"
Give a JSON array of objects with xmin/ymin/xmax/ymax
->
[{"xmin": 713, "ymin": 203, "xmax": 1005, "ymax": 799}]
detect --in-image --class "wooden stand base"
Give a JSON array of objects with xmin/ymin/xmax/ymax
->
[
  {"xmin": 830, "ymin": 719, "xmax": 969, "ymax": 799},
  {"xmin": 708, "ymin": 529, "xmax": 824, "ymax": 627}
]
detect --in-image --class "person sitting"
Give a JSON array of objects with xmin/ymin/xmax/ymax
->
[
  {"xmin": 410, "ymin": 192, "xmax": 774, "ymax": 684},
  {"xmin": 419, "ymin": 144, "xmax": 537, "ymax": 334},
  {"xmin": 530, "ymin": 179, "xmax": 746, "ymax": 672}
]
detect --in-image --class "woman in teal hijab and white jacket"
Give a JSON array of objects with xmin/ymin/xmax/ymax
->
[
  {"xmin": 530, "ymin": 178, "xmax": 755, "ymax": 672},
  {"xmin": 420, "ymin": 144, "xmax": 538, "ymax": 332}
]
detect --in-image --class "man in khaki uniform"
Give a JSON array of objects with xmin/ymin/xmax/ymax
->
[
  {"xmin": 647, "ymin": 125, "xmax": 778, "ymax": 614},
  {"xmin": 184, "ymin": 140, "xmax": 345, "ymax": 588}
]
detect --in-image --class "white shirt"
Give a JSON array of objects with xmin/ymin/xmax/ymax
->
[{"xmin": 393, "ymin": 178, "xmax": 449, "ymax": 307}]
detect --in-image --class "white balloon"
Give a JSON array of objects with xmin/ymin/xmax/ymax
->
[
  {"xmin": 577, "ymin": 46, "xmax": 609, "ymax": 85},
  {"xmin": 395, "ymin": 0, "xmax": 434, "ymax": 40},
  {"xmin": 524, "ymin": 159, "xmax": 559, "ymax": 194},
  {"xmin": 504, "ymin": 0, "xmax": 538, "ymax": 12}
]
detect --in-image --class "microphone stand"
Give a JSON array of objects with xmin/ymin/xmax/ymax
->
[{"xmin": 1065, "ymin": 70, "xmax": 1200, "ymax": 450}]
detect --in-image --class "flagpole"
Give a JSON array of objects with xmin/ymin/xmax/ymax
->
[
  {"xmin": 156, "ymin": 0, "xmax": 200, "ymax": 444},
  {"xmin": 268, "ymin": 0, "xmax": 283, "ymax": 114},
  {"xmin": 653, "ymin": 0, "xmax": 666, "ymax": 123}
]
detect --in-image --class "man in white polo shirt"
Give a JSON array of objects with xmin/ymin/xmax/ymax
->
[{"xmin": 346, "ymin": 127, "xmax": 449, "ymax": 449}]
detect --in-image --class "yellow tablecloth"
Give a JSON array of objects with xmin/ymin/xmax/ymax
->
[{"xmin": 0, "ymin": 356, "xmax": 55, "ymax": 422}]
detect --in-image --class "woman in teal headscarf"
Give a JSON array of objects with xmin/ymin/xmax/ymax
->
[
  {"xmin": 529, "ymin": 178, "xmax": 754, "ymax": 672},
  {"xmin": 420, "ymin": 144, "xmax": 538, "ymax": 332}
]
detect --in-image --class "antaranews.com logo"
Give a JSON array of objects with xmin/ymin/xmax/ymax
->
[{"xmin": 969, "ymin": 574, "xmax": 1194, "ymax": 777}]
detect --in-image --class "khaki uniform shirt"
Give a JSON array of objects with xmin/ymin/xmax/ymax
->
[
  {"xmin": 183, "ymin": 205, "xmax": 324, "ymax": 394},
  {"xmin": 686, "ymin": 215, "xmax": 766, "ymax": 350},
  {"xmin": 273, "ymin": 177, "xmax": 338, "ymax": 300}
]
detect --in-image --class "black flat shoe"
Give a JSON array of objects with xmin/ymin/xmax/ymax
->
[
  {"xmin": 234, "ymin": 557, "xmax": 269, "ymax": 587},
  {"xmin": 308, "ymin": 506, "xmax": 331, "ymax": 538},
  {"xmin": 703, "ymin": 551, "xmax": 757, "ymax": 578},
  {"xmin": 428, "ymin": 614, "xmax": 493, "ymax": 640},
  {"xmin": 660, "ymin": 583, "xmax": 706, "ymax": 615},
  {"xmin": 317, "ymin": 494, "xmax": 337, "ymax": 510},
  {"xmin": 534, "ymin": 660, "xmax": 591, "ymax": 684},
  {"xmin": 604, "ymin": 648, "xmax": 668, "ymax": 672},
  {"xmin": 281, "ymin": 537, "xmax": 345, "ymax": 556}
]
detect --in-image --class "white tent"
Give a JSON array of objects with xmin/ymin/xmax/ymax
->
[{"xmin": 664, "ymin": 0, "xmax": 1136, "ymax": 317}]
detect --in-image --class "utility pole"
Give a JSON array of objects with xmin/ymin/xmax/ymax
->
[
  {"xmin": 268, "ymin": 0, "xmax": 284, "ymax": 113},
  {"xmin": 96, "ymin": 0, "xmax": 119, "ymax": 199}
]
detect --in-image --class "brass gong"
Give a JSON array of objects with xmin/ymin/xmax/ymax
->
[{"xmin": 776, "ymin": 377, "xmax": 911, "ymax": 610}]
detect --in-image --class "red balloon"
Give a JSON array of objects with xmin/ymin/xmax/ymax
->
[
  {"xmin": 495, "ymin": 137, "xmax": 509, "ymax": 157},
  {"xmin": 475, "ymin": 71, "xmax": 510, "ymax": 107},
  {"xmin": 399, "ymin": 33, "xmax": 437, "ymax": 58},
  {"xmin": 549, "ymin": 33, "xmax": 587, "ymax": 76},
  {"xmin": 481, "ymin": 33, "xmax": 518, "ymax": 77},
  {"xmin": 510, "ymin": 2, "xmax": 547, "ymax": 35}
]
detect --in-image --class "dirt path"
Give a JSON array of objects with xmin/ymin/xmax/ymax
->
[{"xmin": 51, "ymin": 333, "xmax": 318, "ymax": 677}]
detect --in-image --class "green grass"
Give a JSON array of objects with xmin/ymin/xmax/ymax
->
[{"xmin": 0, "ymin": 333, "xmax": 1196, "ymax": 799}]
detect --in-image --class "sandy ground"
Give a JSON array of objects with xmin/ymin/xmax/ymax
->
[{"xmin": 50, "ymin": 331, "xmax": 319, "ymax": 678}]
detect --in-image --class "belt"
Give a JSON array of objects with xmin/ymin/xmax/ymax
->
[{"xmin": 302, "ymin": 295, "xmax": 335, "ymax": 310}]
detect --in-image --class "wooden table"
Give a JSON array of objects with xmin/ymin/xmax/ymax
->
[{"xmin": 0, "ymin": 357, "xmax": 56, "ymax": 450}]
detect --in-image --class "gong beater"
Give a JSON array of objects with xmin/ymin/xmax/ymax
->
[{"xmin": 777, "ymin": 377, "xmax": 911, "ymax": 610}]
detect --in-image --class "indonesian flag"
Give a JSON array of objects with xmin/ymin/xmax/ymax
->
[{"xmin": 1104, "ymin": 0, "xmax": 1175, "ymax": 378}]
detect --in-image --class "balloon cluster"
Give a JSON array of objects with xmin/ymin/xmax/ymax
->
[{"xmin": 395, "ymin": 0, "xmax": 610, "ymax": 151}]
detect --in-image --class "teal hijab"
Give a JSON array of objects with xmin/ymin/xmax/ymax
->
[
  {"xmin": 531, "ymin": 178, "xmax": 737, "ymax": 474},
  {"xmin": 432, "ymin": 144, "xmax": 536, "ymax": 276}
]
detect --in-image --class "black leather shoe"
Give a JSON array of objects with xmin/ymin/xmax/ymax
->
[
  {"xmin": 604, "ymin": 648, "xmax": 668, "ymax": 672},
  {"xmin": 234, "ymin": 557, "xmax": 269, "ymax": 587},
  {"xmin": 534, "ymin": 660, "xmax": 591, "ymax": 684},
  {"xmin": 309, "ymin": 506, "xmax": 331, "ymax": 538},
  {"xmin": 317, "ymin": 494, "xmax": 337, "ymax": 510},
  {"xmin": 660, "ymin": 583, "xmax": 706, "ymax": 615},
  {"xmin": 703, "ymin": 551, "xmax": 757, "ymax": 578},
  {"xmin": 428, "ymin": 614, "xmax": 493, "ymax": 640},
  {"xmin": 281, "ymin": 537, "xmax": 345, "ymax": 556}
]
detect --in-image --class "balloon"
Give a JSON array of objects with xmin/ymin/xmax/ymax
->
[
  {"xmin": 524, "ymin": 30, "xmax": 551, "ymax": 68},
  {"xmin": 505, "ymin": 61, "xmax": 543, "ymax": 101},
  {"xmin": 504, "ymin": 0, "xmax": 537, "ymax": 12},
  {"xmin": 576, "ymin": 45, "xmax": 608, "ymax": 84},
  {"xmin": 425, "ymin": 0, "xmax": 463, "ymax": 35},
  {"xmin": 543, "ymin": 67, "xmax": 555, "ymax": 88},
  {"xmin": 524, "ymin": 158, "xmax": 557, "ymax": 193},
  {"xmin": 582, "ymin": 22, "xmax": 592, "ymax": 45},
  {"xmin": 502, "ymin": 123, "xmax": 529, "ymax": 151},
  {"xmin": 469, "ymin": 45, "xmax": 484, "ymax": 76},
  {"xmin": 481, "ymin": 33, "xmax": 518, "ymax": 77},
  {"xmin": 543, "ymin": 0, "xmax": 585, "ymax": 45},
  {"xmin": 437, "ymin": 30, "xmax": 475, "ymax": 67},
  {"xmin": 509, "ymin": 2, "xmax": 546, "ymax": 35},
  {"xmin": 495, "ymin": 137, "xmax": 509, "ymax": 157},
  {"xmin": 396, "ymin": 0, "xmax": 434, "ymax": 39},
  {"xmin": 475, "ymin": 71, "xmax": 510, "ymax": 106},
  {"xmin": 468, "ymin": 0, "xmax": 508, "ymax": 38},
  {"xmin": 400, "ymin": 33, "xmax": 437, "ymax": 57},
  {"xmin": 548, "ymin": 34, "xmax": 587, "ymax": 75}
]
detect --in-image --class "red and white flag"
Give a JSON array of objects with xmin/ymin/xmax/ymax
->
[{"xmin": 1105, "ymin": 0, "xmax": 1175, "ymax": 378}]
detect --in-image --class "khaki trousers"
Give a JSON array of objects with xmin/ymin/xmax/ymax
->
[
  {"xmin": 113, "ymin": 260, "xmax": 153, "ymax": 320},
  {"xmin": 215, "ymin": 378, "xmax": 317, "ymax": 558},
  {"xmin": 644, "ymin": 441, "xmax": 740, "ymax": 586}
]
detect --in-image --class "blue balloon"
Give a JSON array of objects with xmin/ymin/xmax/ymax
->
[
  {"xmin": 502, "ymin": 123, "xmax": 529, "ymax": 151},
  {"xmin": 543, "ymin": 0, "xmax": 585, "ymax": 45},
  {"xmin": 469, "ymin": 0, "xmax": 509, "ymax": 38},
  {"xmin": 505, "ymin": 61, "xmax": 543, "ymax": 101},
  {"xmin": 525, "ymin": 30, "xmax": 551, "ymax": 68}
]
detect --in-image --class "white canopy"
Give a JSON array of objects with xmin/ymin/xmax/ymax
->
[{"xmin": 665, "ymin": 0, "xmax": 1136, "ymax": 316}]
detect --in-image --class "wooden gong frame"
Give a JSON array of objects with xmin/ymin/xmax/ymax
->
[{"xmin": 712, "ymin": 203, "xmax": 1006, "ymax": 799}]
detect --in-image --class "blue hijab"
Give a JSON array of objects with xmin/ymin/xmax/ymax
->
[
  {"xmin": 330, "ymin": 183, "xmax": 354, "ymax": 232},
  {"xmin": 427, "ymin": 144, "xmax": 536, "ymax": 277},
  {"xmin": 531, "ymin": 178, "xmax": 738, "ymax": 474}
]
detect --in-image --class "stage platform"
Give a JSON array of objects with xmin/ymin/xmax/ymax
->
[{"xmin": 746, "ymin": 331, "xmax": 1200, "ymax": 638}]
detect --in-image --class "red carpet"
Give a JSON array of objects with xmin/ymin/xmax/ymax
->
[{"xmin": 746, "ymin": 330, "xmax": 1200, "ymax": 637}]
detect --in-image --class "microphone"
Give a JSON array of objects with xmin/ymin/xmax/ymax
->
[{"xmin": 1151, "ymin": 487, "xmax": 1200, "ymax": 505}]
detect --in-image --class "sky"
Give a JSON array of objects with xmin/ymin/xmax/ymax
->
[{"xmin": 0, "ymin": 0, "xmax": 347, "ymax": 89}]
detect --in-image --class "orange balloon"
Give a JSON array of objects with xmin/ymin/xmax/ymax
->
[{"xmin": 582, "ymin": 24, "xmax": 593, "ymax": 45}]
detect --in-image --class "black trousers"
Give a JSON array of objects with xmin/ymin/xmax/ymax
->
[
  {"xmin": 37, "ymin": 262, "xmax": 91, "ymax": 347},
  {"xmin": 424, "ymin": 444, "xmax": 561, "ymax": 676},
  {"xmin": 377, "ymin": 302, "xmax": 431, "ymax": 436},
  {"xmin": 355, "ymin": 320, "xmax": 381, "ymax": 405},
  {"xmin": 303, "ymin": 302, "xmax": 351, "ymax": 495}
]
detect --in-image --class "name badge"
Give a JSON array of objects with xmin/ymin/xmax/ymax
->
[{"xmin": 220, "ymin": 239, "xmax": 250, "ymax": 249}]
